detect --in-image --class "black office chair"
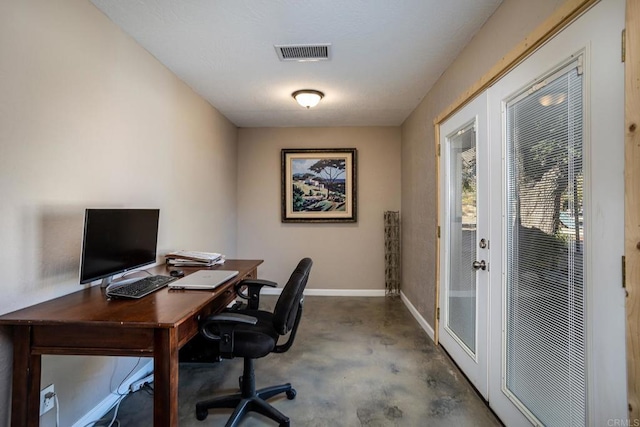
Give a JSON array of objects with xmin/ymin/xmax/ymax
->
[{"xmin": 195, "ymin": 258, "xmax": 313, "ymax": 427}]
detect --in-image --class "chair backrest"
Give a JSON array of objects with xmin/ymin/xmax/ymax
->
[{"xmin": 272, "ymin": 258, "xmax": 312, "ymax": 336}]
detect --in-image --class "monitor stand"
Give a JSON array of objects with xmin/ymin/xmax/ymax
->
[
  {"xmin": 100, "ymin": 276, "xmax": 113, "ymax": 289},
  {"xmin": 100, "ymin": 272, "xmax": 147, "ymax": 288}
]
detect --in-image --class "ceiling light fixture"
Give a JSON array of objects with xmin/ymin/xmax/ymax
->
[{"xmin": 292, "ymin": 90, "xmax": 324, "ymax": 109}]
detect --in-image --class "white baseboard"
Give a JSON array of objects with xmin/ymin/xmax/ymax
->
[
  {"xmin": 72, "ymin": 360, "xmax": 154, "ymax": 427},
  {"xmin": 260, "ymin": 288, "xmax": 386, "ymax": 297},
  {"xmin": 400, "ymin": 290, "xmax": 435, "ymax": 342},
  {"xmin": 260, "ymin": 288, "xmax": 433, "ymax": 342},
  {"xmin": 304, "ymin": 288, "xmax": 386, "ymax": 297}
]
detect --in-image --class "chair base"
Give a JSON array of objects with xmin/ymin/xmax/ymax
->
[{"xmin": 196, "ymin": 383, "xmax": 296, "ymax": 427}]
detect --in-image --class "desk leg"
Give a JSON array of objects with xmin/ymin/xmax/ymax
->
[
  {"xmin": 154, "ymin": 328, "xmax": 179, "ymax": 426},
  {"xmin": 11, "ymin": 325, "xmax": 41, "ymax": 427}
]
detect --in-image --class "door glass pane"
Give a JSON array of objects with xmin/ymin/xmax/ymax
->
[
  {"xmin": 447, "ymin": 122, "xmax": 477, "ymax": 353},
  {"xmin": 504, "ymin": 61, "xmax": 585, "ymax": 425}
]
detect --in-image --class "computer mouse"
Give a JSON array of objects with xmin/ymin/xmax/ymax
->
[{"xmin": 170, "ymin": 269, "xmax": 184, "ymax": 277}]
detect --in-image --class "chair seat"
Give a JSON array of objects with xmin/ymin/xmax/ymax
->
[{"xmin": 232, "ymin": 310, "xmax": 278, "ymax": 358}]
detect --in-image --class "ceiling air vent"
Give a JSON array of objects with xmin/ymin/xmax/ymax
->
[{"xmin": 274, "ymin": 44, "xmax": 331, "ymax": 62}]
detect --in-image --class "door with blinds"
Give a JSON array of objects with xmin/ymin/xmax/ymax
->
[
  {"xmin": 486, "ymin": 0, "xmax": 626, "ymax": 425},
  {"xmin": 497, "ymin": 55, "xmax": 586, "ymax": 426}
]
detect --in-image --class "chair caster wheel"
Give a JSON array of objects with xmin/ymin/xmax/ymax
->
[
  {"xmin": 195, "ymin": 406, "xmax": 208, "ymax": 421},
  {"xmin": 286, "ymin": 388, "xmax": 297, "ymax": 400}
]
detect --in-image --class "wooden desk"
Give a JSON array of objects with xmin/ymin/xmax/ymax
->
[{"xmin": 0, "ymin": 259, "xmax": 263, "ymax": 427}]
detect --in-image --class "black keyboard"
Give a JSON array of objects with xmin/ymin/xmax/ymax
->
[{"xmin": 107, "ymin": 275, "xmax": 177, "ymax": 299}]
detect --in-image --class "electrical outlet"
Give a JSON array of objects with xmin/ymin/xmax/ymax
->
[
  {"xmin": 129, "ymin": 373, "xmax": 154, "ymax": 393},
  {"xmin": 40, "ymin": 384, "xmax": 55, "ymax": 416}
]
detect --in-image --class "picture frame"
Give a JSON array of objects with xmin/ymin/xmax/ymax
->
[{"xmin": 281, "ymin": 148, "xmax": 357, "ymax": 223}]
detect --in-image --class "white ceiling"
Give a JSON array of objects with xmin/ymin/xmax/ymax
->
[{"xmin": 90, "ymin": 0, "xmax": 502, "ymax": 128}]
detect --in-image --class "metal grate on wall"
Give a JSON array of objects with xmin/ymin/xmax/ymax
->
[{"xmin": 384, "ymin": 211, "xmax": 401, "ymax": 296}]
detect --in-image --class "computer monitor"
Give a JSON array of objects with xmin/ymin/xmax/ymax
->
[{"xmin": 79, "ymin": 208, "xmax": 160, "ymax": 287}]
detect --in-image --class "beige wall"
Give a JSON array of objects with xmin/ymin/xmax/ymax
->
[
  {"xmin": 400, "ymin": 0, "xmax": 566, "ymax": 325},
  {"xmin": 237, "ymin": 127, "xmax": 401, "ymax": 292},
  {"xmin": 0, "ymin": 0, "xmax": 237, "ymax": 425}
]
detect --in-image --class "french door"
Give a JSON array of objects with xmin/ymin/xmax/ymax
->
[
  {"xmin": 489, "ymin": 52, "xmax": 588, "ymax": 427},
  {"xmin": 438, "ymin": 93, "xmax": 489, "ymax": 399},
  {"xmin": 438, "ymin": 0, "xmax": 626, "ymax": 425}
]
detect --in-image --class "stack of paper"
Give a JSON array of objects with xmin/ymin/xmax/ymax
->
[{"xmin": 165, "ymin": 250, "xmax": 225, "ymax": 267}]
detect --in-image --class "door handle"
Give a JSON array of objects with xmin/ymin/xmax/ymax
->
[{"xmin": 472, "ymin": 260, "xmax": 487, "ymax": 271}]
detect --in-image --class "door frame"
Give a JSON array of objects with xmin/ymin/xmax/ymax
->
[
  {"xmin": 624, "ymin": 0, "xmax": 640, "ymax": 420},
  {"xmin": 433, "ymin": 0, "xmax": 640, "ymax": 421}
]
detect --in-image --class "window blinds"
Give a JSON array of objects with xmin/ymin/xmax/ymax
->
[{"xmin": 504, "ymin": 58, "xmax": 586, "ymax": 425}]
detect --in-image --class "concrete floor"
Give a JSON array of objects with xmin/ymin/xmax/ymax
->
[{"xmin": 101, "ymin": 296, "xmax": 501, "ymax": 426}]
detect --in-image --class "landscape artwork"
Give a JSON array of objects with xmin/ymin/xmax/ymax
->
[{"xmin": 281, "ymin": 148, "xmax": 357, "ymax": 223}]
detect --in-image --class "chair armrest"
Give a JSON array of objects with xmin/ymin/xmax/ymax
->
[
  {"xmin": 200, "ymin": 313, "xmax": 257, "ymax": 340},
  {"xmin": 201, "ymin": 312, "xmax": 257, "ymax": 333},
  {"xmin": 199, "ymin": 313, "xmax": 258, "ymax": 357},
  {"xmin": 207, "ymin": 312, "xmax": 258, "ymax": 324},
  {"xmin": 235, "ymin": 279, "xmax": 278, "ymax": 310}
]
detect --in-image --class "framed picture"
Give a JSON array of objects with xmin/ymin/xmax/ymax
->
[{"xmin": 281, "ymin": 148, "xmax": 357, "ymax": 223}]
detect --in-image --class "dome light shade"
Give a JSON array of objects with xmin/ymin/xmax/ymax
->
[
  {"xmin": 292, "ymin": 90, "xmax": 324, "ymax": 108},
  {"xmin": 539, "ymin": 92, "xmax": 566, "ymax": 106}
]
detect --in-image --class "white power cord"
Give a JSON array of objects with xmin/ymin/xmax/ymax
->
[
  {"xmin": 46, "ymin": 392, "xmax": 60, "ymax": 427},
  {"xmin": 41, "ymin": 391, "xmax": 60, "ymax": 427},
  {"xmin": 82, "ymin": 358, "xmax": 142, "ymax": 427}
]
